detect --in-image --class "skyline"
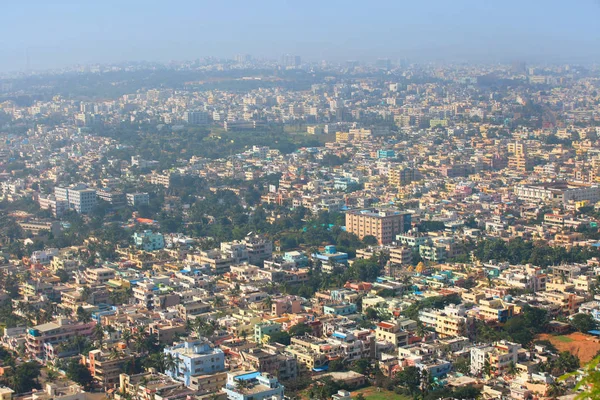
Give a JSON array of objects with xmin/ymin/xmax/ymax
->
[{"xmin": 2, "ymin": 0, "xmax": 600, "ymax": 72}]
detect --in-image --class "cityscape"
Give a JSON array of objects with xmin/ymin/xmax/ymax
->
[{"xmin": 3, "ymin": 2, "xmax": 600, "ymax": 400}]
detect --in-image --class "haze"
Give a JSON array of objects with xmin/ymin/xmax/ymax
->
[{"xmin": 2, "ymin": 0, "xmax": 600, "ymax": 71}]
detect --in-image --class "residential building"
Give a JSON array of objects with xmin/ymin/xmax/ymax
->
[
  {"xmin": 345, "ymin": 209, "xmax": 412, "ymax": 244},
  {"xmin": 164, "ymin": 339, "xmax": 225, "ymax": 386}
]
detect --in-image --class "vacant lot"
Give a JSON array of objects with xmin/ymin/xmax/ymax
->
[
  {"xmin": 537, "ymin": 332, "xmax": 600, "ymax": 364},
  {"xmin": 351, "ymin": 387, "xmax": 410, "ymax": 399}
]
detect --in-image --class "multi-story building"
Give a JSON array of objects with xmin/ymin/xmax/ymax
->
[
  {"xmin": 164, "ymin": 339, "xmax": 225, "ymax": 386},
  {"xmin": 375, "ymin": 320, "xmax": 410, "ymax": 347},
  {"xmin": 54, "ymin": 185, "xmax": 97, "ymax": 214},
  {"xmin": 133, "ymin": 230, "xmax": 165, "ymax": 251},
  {"xmin": 471, "ymin": 341, "xmax": 521, "ymax": 376},
  {"xmin": 240, "ymin": 345, "xmax": 298, "ymax": 380},
  {"xmin": 223, "ymin": 371, "xmax": 284, "ymax": 400},
  {"xmin": 419, "ymin": 304, "xmax": 470, "ymax": 338},
  {"xmin": 254, "ymin": 322, "xmax": 282, "ymax": 344},
  {"xmin": 514, "ymin": 182, "xmax": 600, "ymax": 205},
  {"xmin": 85, "ymin": 267, "xmax": 116, "ymax": 285},
  {"xmin": 389, "ymin": 246, "xmax": 413, "ymax": 265},
  {"xmin": 26, "ymin": 319, "xmax": 96, "ymax": 361},
  {"xmin": 389, "ymin": 166, "xmax": 416, "ymax": 187},
  {"xmin": 242, "ymin": 234, "xmax": 273, "ymax": 265},
  {"xmin": 86, "ymin": 350, "xmax": 134, "ymax": 388},
  {"xmin": 345, "ymin": 209, "xmax": 412, "ymax": 245},
  {"xmin": 126, "ymin": 193, "xmax": 150, "ymax": 207}
]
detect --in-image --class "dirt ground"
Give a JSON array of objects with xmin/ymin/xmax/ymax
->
[{"xmin": 536, "ymin": 332, "xmax": 600, "ymax": 364}]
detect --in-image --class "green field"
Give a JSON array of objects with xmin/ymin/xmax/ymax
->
[
  {"xmin": 351, "ymin": 387, "xmax": 411, "ymax": 399},
  {"xmin": 554, "ymin": 335, "xmax": 574, "ymax": 343}
]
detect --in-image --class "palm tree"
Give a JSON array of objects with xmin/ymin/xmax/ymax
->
[
  {"xmin": 121, "ymin": 329, "xmax": 132, "ymax": 348},
  {"xmin": 263, "ymin": 296, "xmax": 273, "ymax": 311},
  {"xmin": 163, "ymin": 353, "xmax": 178, "ymax": 375},
  {"xmin": 93, "ymin": 324, "xmax": 105, "ymax": 347},
  {"xmin": 80, "ymin": 286, "xmax": 92, "ymax": 303},
  {"xmin": 108, "ymin": 347, "xmax": 122, "ymax": 360}
]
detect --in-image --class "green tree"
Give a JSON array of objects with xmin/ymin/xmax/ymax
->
[
  {"xmin": 571, "ymin": 313, "xmax": 597, "ymax": 333},
  {"xmin": 328, "ymin": 359, "xmax": 345, "ymax": 372},
  {"xmin": 66, "ymin": 359, "xmax": 93, "ymax": 390}
]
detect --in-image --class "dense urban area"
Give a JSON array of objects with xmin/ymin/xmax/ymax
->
[{"xmin": 1, "ymin": 56, "xmax": 600, "ymax": 399}]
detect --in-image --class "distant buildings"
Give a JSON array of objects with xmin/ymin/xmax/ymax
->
[{"xmin": 514, "ymin": 182, "xmax": 600, "ymax": 205}]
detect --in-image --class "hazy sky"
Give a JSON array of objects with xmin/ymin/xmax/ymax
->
[{"xmin": 2, "ymin": 0, "xmax": 600, "ymax": 71}]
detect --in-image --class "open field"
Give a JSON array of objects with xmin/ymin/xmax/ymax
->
[
  {"xmin": 537, "ymin": 332, "xmax": 600, "ymax": 364},
  {"xmin": 351, "ymin": 387, "xmax": 410, "ymax": 399}
]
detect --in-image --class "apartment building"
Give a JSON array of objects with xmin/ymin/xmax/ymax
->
[
  {"xmin": 240, "ymin": 345, "xmax": 298, "ymax": 380},
  {"xmin": 389, "ymin": 246, "xmax": 413, "ymax": 265},
  {"xmin": 85, "ymin": 267, "xmax": 116, "ymax": 285},
  {"xmin": 374, "ymin": 320, "xmax": 410, "ymax": 347},
  {"xmin": 419, "ymin": 304, "xmax": 470, "ymax": 338},
  {"xmin": 26, "ymin": 319, "xmax": 96, "ymax": 360},
  {"xmin": 514, "ymin": 182, "xmax": 600, "ymax": 205},
  {"xmin": 345, "ymin": 209, "xmax": 412, "ymax": 245},
  {"xmin": 223, "ymin": 371, "xmax": 284, "ymax": 400},
  {"xmin": 164, "ymin": 339, "xmax": 225, "ymax": 386},
  {"xmin": 86, "ymin": 349, "xmax": 134, "ymax": 388},
  {"xmin": 54, "ymin": 185, "xmax": 97, "ymax": 214},
  {"xmin": 471, "ymin": 341, "xmax": 521, "ymax": 376}
]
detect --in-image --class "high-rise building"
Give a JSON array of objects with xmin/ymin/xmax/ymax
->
[
  {"xmin": 345, "ymin": 209, "xmax": 412, "ymax": 245},
  {"xmin": 281, "ymin": 54, "xmax": 301, "ymax": 68},
  {"xmin": 508, "ymin": 141, "xmax": 532, "ymax": 172}
]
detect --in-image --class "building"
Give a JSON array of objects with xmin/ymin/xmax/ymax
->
[
  {"xmin": 243, "ymin": 234, "xmax": 273, "ymax": 264},
  {"xmin": 164, "ymin": 339, "xmax": 225, "ymax": 386},
  {"xmin": 133, "ymin": 230, "xmax": 165, "ymax": 251},
  {"xmin": 514, "ymin": 182, "xmax": 600, "ymax": 205},
  {"xmin": 346, "ymin": 209, "xmax": 412, "ymax": 245},
  {"xmin": 389, "ymin": 166, "xmax": 416, "ymax": 187},
  {"xmin": 26, "ymin": 319, "xmax": 96, "ymax": 360},
  {"xmin": 223, "ymin": 371, "xmax": 284, "ymax": 400},
  {"xmin": 86, "ymin": 349, "xmax": 134, "ymax": 388},
  {"xmin": 183, "ymin": 111, "xmax": 209, "ymax": 125},
  {"xmin": 281, "ymin": 54, "xmax": 301, "ymax": 67},
  {"xmin": 389, "ymin": 246, "xmax": 413, "ymax": 265},
  {"xmin": 312, "ymin": 245, "xmax": 349, "ymax": 267},
  {"xmin": 126, "ymin": 193, "xmax": 149, "ymax": 207},
  {"xmin": 375, "ymin": 320, "xmax": 410, "ymax": 347},
  {"xmin": 254, "ymin": 322, "xmax": 282, "ymax": 344},
  {"xmin": 54, "ymin": 185, "xmax": 97, "ymax": 214},
  {"xmin": 85, "ymin": 267, "xmax": 116, "ymax": 284},
  {"xmin": 471, "ymin": 341, "xmax": 521, "ymax": 376},
  {"xmin": 240, "ymin": 345, "xmax": 298, "ymax": 380}
]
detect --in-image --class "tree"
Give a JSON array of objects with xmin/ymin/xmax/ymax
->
[
  {"xmin": 163, "ymin": 353, "xmax": 178, "ymax": 375},
  {"xmin": 66, "ymin": 359, "xmax": 93, "ymax": 390},
  {"xmin": 362, "ymin": 235, "xmax": 378, "ymax": 246},
  {"xmin": 571, "ymin": 313, "xmax": 597, "ymax": 333},
  {"xmin": 76, "ymin": 306, "xmax": 92, "ymax": 323},
  {"xmin": 56, "ymin": 269, "xmax": 70, "ymax": 283},
  {"xmin": 395, "ymin": 366, "xmax": 421, "ymax": 396},
  {"xmin": 288, "ymin": 323, "xmax": 312, "ymax": 337},
  {"xmin": 453, "ymin": 386, "xmax": 482, "ymax": 399},
  {"xmin": 5, "ymin": 362, "xmax": 41, "ymax": 394},
  {"xmin": 328, "ymin": 359, "xmax": 344, "ymax": 372}
]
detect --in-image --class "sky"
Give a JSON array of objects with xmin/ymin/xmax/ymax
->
[{"xmin": 1, "ymin": 0, "xmax": 600, "ymax": 72}]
